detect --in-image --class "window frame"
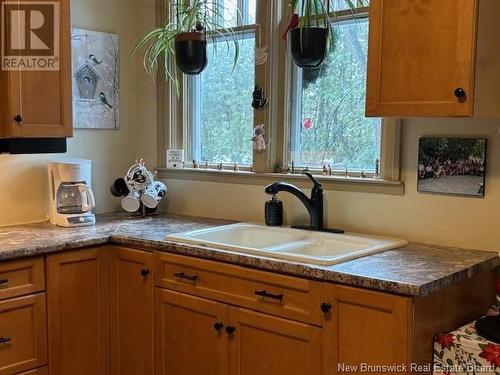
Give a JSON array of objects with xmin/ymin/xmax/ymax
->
[
  {"xmin": 185, "ymin": 23, "xmax": 258, "ymax": 168},
  {"xmin": 158, "ymin": 0, "xmax": 403, "ymax": 193}
]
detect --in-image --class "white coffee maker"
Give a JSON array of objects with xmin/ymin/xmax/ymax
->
[{"xmin": 48, "ymin": 159, "xmax": 96, "ymax": 227}]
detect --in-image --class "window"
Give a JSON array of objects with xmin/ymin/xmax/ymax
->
[
  {"xmin": 164, "ymin": 0, "xmax": 402, "ymax": 191},
  {"xmin": 290, "ymin": 5, "xmax": 381, "ymax": 171},
  {"xmin": 188, "ymin": 0, "xmax": 256, "ymax": 165}
]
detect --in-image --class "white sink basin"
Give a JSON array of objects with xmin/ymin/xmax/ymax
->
[{"xmin": 165, "ymin": 223, "xmax": 408, "ymax": 266}]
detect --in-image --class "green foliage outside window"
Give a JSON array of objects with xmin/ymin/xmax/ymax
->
[{"xmin": 294, "ymin": 17, "xmax": 381, "ymax": 170}]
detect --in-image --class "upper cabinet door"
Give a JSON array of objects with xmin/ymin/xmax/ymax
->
[
  {"xmin": 366, "ymin": 0, "xmax": 478, "ymax": 117},
  {"xmin": 0, "ymin": 0, "xmax": 72, "ymax": 137}
]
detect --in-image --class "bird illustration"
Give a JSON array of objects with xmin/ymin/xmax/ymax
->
[
  {"xmin": 99, "ymin": 92, "xmax": 113, "ymax": 109},
  {"xmin": 88, "ymin": 54, "xmax": 103, "ymax": 65}
]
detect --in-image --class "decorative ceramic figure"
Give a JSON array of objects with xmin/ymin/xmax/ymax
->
[{"xmin": 252, "ymin": 124, "xmax": 266, "ymax": 151}]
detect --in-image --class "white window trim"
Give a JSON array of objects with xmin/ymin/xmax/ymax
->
[{"xmin": 157, "ymin": 0, "xmax": 404, "ymax": 195}]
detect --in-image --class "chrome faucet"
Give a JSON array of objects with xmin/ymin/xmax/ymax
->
[{"xmin": 265, "ymin": 172, "xmax": 344, "ymax": 233}]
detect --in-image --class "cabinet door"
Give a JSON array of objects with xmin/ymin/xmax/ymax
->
[
  {"xmin": 366, "ymin": 0, "xmax": 478, "ymax": 117},
  {"xmin": 110, "ymin": 247, "xmax": 154, "ymax": 375},
  {"xmin": 322, "ymin": 284, "xmax": 412, "ymax": 374},
  {"xmin": 155, "ymin": 289, "xmax": 228, "ymax": 375},
  {"xmin": 228, "ymin": 307, "xmax": 321, "ymax": 375},
  {"xmin": 47, "ymin": 248, "xmax": 110, "ymax": 375},
  {"xmin": 0, "ymin": 0, "xmax": 72, "ymax": 137}
]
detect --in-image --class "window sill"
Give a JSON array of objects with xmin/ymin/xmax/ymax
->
[{"xmin": 157, "ymin": 168, "xmax": 405, "ymax": 196}]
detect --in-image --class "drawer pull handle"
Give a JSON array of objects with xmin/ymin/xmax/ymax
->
[
  {"xmin": 225, "ymin": 326, "xmax": 236, "ymax": 335},
  {"xmin": 140, "ymin": 269, "xmax": 150, "ymax": 277},
  {"xmin": 321, "ymin": 302, "xmax": 332, "ymax": 313},
  {"xmin": 255, "ymin": 290, "xmax": 284, "ymax": 301},
  {"xmin": 214, "ymin": 322, "xmax": 224, "ymax": 332},
  {"xmin": 0, "ymin": 279, "xmax": 8, "ymax": 286},
  {"xmin": 0, "ymin": 337, "xmax": 11, "ymax": 345},
  {"xmin": 174, "ymin": 272, "xmax": 198, "ymax": 282}
]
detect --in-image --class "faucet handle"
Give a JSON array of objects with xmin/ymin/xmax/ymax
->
[{"xmin": 304, "ymin": 172, "xmax": 322, "ymax": 190}]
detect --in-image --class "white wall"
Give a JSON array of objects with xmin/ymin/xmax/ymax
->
[
  {"xmin": 161, "ymin": 118, "xmax": 500, "ymax": 252},
  {"xmin": 0, "ymin": 0, "xmax": 156, "ymax": 226}
]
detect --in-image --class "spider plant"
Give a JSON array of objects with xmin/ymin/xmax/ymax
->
[
  {"xmin": 131, "ymin": 0, "xmax": 240, "ymax": 95},
  {"xmin": 286, "ymin": 0, "xmax": 364, "ymax": 67}
]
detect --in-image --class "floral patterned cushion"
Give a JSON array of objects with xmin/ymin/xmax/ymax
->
[{"xmin": 434, "ymin": 306, "xmax": 500, "ymax": 375}]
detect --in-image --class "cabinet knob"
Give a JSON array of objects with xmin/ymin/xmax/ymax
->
[
  {"xmin": 454, "ymin": 88, "xmax": 466, "ymax": 99},
  {"xmin": 14, "ymin": 115, "xmax": 23, "ymax": 124},
  {"xmin": 140, "ymin": 269, "xmax": 150, "ymax": 277},
  {"xmin": 225, "ymin": 326, "xmax": 236, "ymax": 335},
  {"xmin": 214, "ymin": 322, "xmax": 224, "ymax": 332},
  {"xmin": 320, "ymin": 302, "xmax": 332, "ymax": 314},
  {"xmin": 0, "ymin": 337, "xmax": 11, "ymax": 345}
]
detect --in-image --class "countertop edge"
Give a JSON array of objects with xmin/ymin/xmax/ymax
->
[
  {"xmin": 1, "ymin": 222, "xmax": 498, "ymax": 297},
  {"xmin": 109, "ymin": 235, "xmax": 500, "ymax": 297}
]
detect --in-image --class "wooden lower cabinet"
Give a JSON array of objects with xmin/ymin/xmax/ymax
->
[
  {"xmin": 228, "ymin": 307, "xmax": 321, "ymax": 375},
  {"xmin": 155, "ymin": 287, "xmax": 321, "ymax": 375},
  {"xmin": 323, "ymin": 284, "xmax": 413, "ymax": 374},
  {"xmin": 155, "ymin": 288, "xmax": 228, "ymax": 375},
  {"xmin": 110, "ymin": 247, "xmax": 154, "ymax": 375},
  {"xmin": 0, "ymin": 294, "xmax": 47, "ymax": 375},
  {"xmin": 47, "ymin": 248, "xmax": 110, "ymax": 375}
]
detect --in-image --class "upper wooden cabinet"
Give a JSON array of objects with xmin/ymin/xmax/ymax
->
[
  {"xmin": 0, "ymin": 0, "xmax": 72, "ymax": 139},
  {"xmin": 366, "ymin": 0, "xmax": 500, "ymax": 117}
]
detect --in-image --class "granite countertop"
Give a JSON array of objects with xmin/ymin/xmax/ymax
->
[{"xmin": 0, "ymin": 213, "xmax": 498, "ymax": 296}]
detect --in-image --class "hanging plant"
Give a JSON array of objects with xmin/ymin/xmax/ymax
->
[
  {"xmin": 284, "ymin": 0, "xmax": 363, "ymax": 68},
  {"xmin": 131, "ymin": 0, "xmax": 240, "ymax": 94}
]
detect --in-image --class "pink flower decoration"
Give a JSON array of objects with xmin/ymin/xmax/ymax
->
[{"xmin": 303, "ymin": 118, "xmax": 312, "ymax": 130}]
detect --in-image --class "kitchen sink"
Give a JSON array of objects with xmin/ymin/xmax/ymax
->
[{"xmin": 165, "ymin": 223, "xmax": 408, "ymax": 266}]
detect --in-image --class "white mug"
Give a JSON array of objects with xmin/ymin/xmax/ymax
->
[
  {"xmin": 121, "ymin": 192, "xmax": 141, "ymax": 213},
  {"xmin": 141, "ymin": 181, "xmax": 167, "ymax": 209}
]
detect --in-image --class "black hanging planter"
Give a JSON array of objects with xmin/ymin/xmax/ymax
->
[
  {"xmin": 175, "ymin": 32, "xmax": 207, "ymax": 75},
  {"xmin": 290, "ymin": 27, "xmax": 329, "ymax": 68}
]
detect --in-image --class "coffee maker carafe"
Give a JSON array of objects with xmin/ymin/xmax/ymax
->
[{"xmin": 48, "ymin": 159, "xmax": 96, "ymax": 227}]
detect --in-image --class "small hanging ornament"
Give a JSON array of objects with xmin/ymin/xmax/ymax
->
[
  {"xmin": 252, "ymin": 124, "xmax": 266, "ymax": 151},
  {"xmin": 255, "ymin": 46, "xmax": 268, "ymax": 65}
]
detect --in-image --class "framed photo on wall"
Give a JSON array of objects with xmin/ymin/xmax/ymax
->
[{"xmin": 417, "ymin": 137, "xmax": 487, "ymax": 197}]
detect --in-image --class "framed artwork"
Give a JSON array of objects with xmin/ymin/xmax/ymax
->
[
  {"xmin": 417, "ymin": 137, "xmax": 487, "ymax": 197},
  {"xmin": 71, "ymin": 28, "xmax": 119, "ymax": 129}
]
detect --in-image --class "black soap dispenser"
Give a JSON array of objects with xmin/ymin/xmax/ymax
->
[{"xmin": 265, "ymin": 195, "xmax": 283, "ymax": 226}]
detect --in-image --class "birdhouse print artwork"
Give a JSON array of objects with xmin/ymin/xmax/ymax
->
[
  {"xmin": 71, "ymin": 28, "xmax": 120, "ymax": 129},
  {"xmin": 74, "ymin": 61, "xmax": 101, "ymax": 100}
]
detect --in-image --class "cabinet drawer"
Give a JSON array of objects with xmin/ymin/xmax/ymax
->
[
  {"xmin": 154, "ymin": 252, "xmax": 322, "ymax": 325},
  {"xmin": 17, "ymin": 366, "xmax": 48, "ymax": 375},
  {"xmin": 0, "ymin": 257, "xmax": 45, "ymax": 301},
  {"xmin": 0, "ymin": 294, "xmax": 48, "ymax": 375}
]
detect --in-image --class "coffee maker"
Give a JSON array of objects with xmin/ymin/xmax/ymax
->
[{"xmin": 48, "ymin": 159, "xmax": 96, "ymax": 227}]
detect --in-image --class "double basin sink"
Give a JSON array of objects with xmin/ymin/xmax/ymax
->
[{"xmin": 166, "ymin": 223, "xmax": 408, "ymax": 266}]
